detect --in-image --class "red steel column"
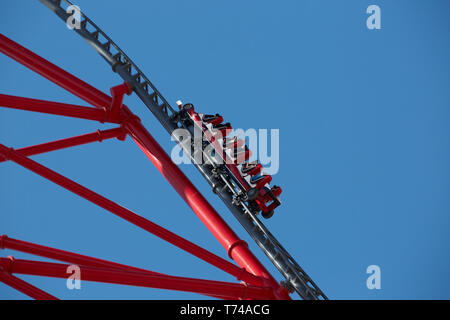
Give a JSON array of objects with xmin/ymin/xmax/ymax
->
[
  {"xmin": 125, "ymin": 113, "xmax": 290, "ymax": 300},
  {"xmin": 0, "ymin": 235, "xmax": 162, "ymax": 276}
]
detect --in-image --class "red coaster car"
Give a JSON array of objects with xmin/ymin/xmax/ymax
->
[{"xmin": 178, "ymin": 102, "xmax": 282, "ymax": 218}]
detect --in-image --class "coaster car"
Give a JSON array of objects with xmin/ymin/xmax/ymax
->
[
  {"xmin": 250, "ymin": 174, "xmax": 272, "ymax": 190},
  {"xmin": 212, "ymin": 122, "xmax": 232, "ymax": 136},
  {"xmin": 179, "ymin": 102, "xmax": 282, "ymax": 218},
  {"xmin": 202, "ymin": 113, "xmax": 223, "ymax": 125},
  {"xmin": 232, "ymin": 145, "xmax": 252, "ymax": 164},
  {"xmin": 224, "ymin": 136, "xmax": 244, "ymax": 149},
  {"xmin": 255, "ymin": 186, "xmax": 282, "ymax": 219},
  {"xmin": 241, "ymin": 161, "xmax": 262, "ymax": 176}
]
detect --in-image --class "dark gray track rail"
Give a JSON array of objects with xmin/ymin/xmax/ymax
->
[{"xmin": 39, "ymin": 0, "xmax": 327, "ymax": 300}]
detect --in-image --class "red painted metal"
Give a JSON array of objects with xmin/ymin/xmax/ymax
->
[
  {"xmin": 0, "ymin": 34, "xmax": 111, "ymax": 111},
  {"xmin": 0, "ymin": 269, "xmax": 58, "ymax": 300},
  {"xmin": 110, "ymin": 83, "xmax": 132, "ymax": 121},
  {"xmin": 0, "ymin": 256, "xmax": 58, "ymax": 300},
  {"xmin": 0, "ymin": 235, "xmax": 162, "ymax": 276},
  {"xmin": 0, "ymin": 143, "xmax": 262, "ymax": 287},
  {"xmin": 0, "ymin": 33, "xmax": 291, "ymax": 299},
  {"xmin": 0, "ymin": 127, "xmax": 126, "ymax": 163},
  {"xmin": 0, "ymin": 94, "xmax": 116, "ymax": 123},
  {"xmin": 125, "ymin": 114, "xmax": 290, "ymax": 299},
  {"xmin": 0, "ymin": 258, "xmax": 273, "ymax": 300},
  {"xmin": 0, "ymin": 235, "xmax": 231, "ymax": 300}
]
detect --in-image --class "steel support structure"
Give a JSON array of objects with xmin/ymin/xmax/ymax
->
[
  {"xmin": 0, "ymin": 235, "xmax": 235, "ymax": 300},
  {"xmin": 0, "ymin": 257, "xmax": 274, "ymax": 300},
  {"xmin": 0, "ymin": 33, "xmax": 290, "ymax": 299},
  {"xmin": 34, "ymin": 0, "xmax": 326, "ymax": 299},
  {"xmin": 0, "ymin": 237, "xmax": 273, "ymax": 300}
]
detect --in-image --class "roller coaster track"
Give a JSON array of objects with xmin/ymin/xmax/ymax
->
[{"xmin": 37, "ymin": 0, "xmax": 327, "ymax": 300}]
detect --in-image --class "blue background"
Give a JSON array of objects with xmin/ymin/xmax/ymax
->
[{"xmin": 1, "ymin": 0, "xmax": 449, "ymax": 299}]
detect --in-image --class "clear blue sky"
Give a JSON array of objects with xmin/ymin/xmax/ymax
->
[{"xmin": 1, "ymin": 0, "xmax": 449, "ymax": 299}]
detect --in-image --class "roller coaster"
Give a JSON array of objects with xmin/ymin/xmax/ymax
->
[{"xmin": 0, "ymin": 0, "xmax": 326, "ymax": 300}]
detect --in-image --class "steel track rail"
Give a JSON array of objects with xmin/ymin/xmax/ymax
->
[{"xmin": 39, "ymin": 0, "xmax": 327, "ymax": 300}]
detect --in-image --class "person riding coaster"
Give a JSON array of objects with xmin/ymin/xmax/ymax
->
[
  {"xmin": 176, "ymin": 101, "xmax": 282, "ymax": 218},
  {"xmin": 241, "ymin": 161, "xmax": 262, "ymax": 176},
  {"xmin": 202, "ymin": 113, "xmax": 223, "ymax": 125}
]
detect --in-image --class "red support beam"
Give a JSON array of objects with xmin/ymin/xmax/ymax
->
[
  {"xmin": 0, "ymin": 235, "xmax": 161, "ymax": 276},
  {"xmin": 125, "ymin": 114, "xmax": 290, "ymax": 300},
  {"xmin": 0, "ymin": 33, "xmax": 112, "ymax": 110},
  {"xmin": 0, "ymin": 258, "xmax": 273, "ymax": 300},
  {"xmin": 0, "ymin": 143, "xmax": 262, "ymax": 287},
  {"xmin": 0, "ymin": 235, "xmax": 230, "ymax": 300},
  {"xmin": 0, "ymin": 94, "xmax": 117, "ymax": 123},
  {"xmin": 0, "ymin": 261, "xmax": 57, "ymax": 300},
  {"xmin": 0, "ymin": 127, "xmax": 125, "ymax": 163},
  {"xmin": 110, "ymin": 83, "xmax": 131, "ymax": 121}
]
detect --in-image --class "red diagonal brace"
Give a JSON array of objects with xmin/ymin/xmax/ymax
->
[
  {"xmin": 124, "ymin": 112, "xmax": 290, "ymax": 299},
  {"xmin": 0, "ymin": 257, "xmax": 57, "ymax": 300},
  {"xmin": 0, "ymin": 33, "xmax": 111, "ymax": 110},
  {"xmin": 0, "ymin": 270, "xmax": 58, "ymax": 300},
  {"xmin": 0, "ymin": 94, "xmax": 115, "ymax": 122},
  {"xmin": 0, "ymin": 127, "xmax": 126, "ymax": 163},
  {"xmin": 0, "ymin": 144, "xmax": 263, "ymax": 287}
]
